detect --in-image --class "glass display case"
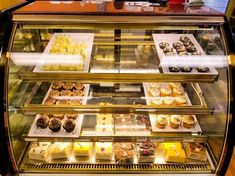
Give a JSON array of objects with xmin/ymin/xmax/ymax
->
[{"xmin": 1, "ymin": 1, "xmax": 235, "ymax": 175}]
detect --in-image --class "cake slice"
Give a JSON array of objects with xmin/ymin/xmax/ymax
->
[
  {"xmin": 50, "ymin": 142, "xmax": 72, "ymax": 160},
  {"xmin": 95, "ymin": 142, "xmax": 113, "ymax": 161},
  {"xmin": 186, "ymin": 143, "xmax": 207, "ymax": 162},
  {"xmin": 28, "ymin": 142, "xmax": 51, "ymax": 162},
  {"xmin": 74, "ymin": 142, "xmax": 92, "ymax": 157}
]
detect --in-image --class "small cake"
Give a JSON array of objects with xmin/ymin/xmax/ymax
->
[
  {"xmin": 164, "ymin": 142, "xmax": 186, "ymax": 163},
  {"xmin": 36, "ymin": 115, "xmax": 50, "ymax": 129},
  {"xmin": 149, "ymin": 88, "xmax": 160, "ymax": 97},
  {"xmin": 175, "ymin": 96, "xmax": 187, "ymax": 105},
  {"xmin": 172, "ymin": 88, "xmax": 183, "ymax": 97},
  {"xmin": 63, "ymin": 119, "xmax": 76, "ymax": 132},
  {"xmin": 149, "ymin": 83, "xmax": 161, "ymax": 89},
  {"xmin": 182, "ymin": 115, "xmax": 195, "ymax": 128},
  {"xmin": 114, "ymin": 143, "xmax": 134, "ymax": 164},
  {"xmin": 49, "ymin": 118, "xmax": 62, "ymax": 132},
  {"xmin": 49, "ymin": 90, "xmax": 60, "ymax": 98},
  {"xmin": 72, "ymin": 89, "xmax": 84, "ymax": 96},
  {"xmin": 65, "ymin": 114, "xmax": 78, "ymax": 119},
  {"xmin": 44, "ymin": 98, "xmax": 56, "ymax": 105},
  {"xmin": 186, "ymin": 143, "xmax": 207, "ymax": 161},
  {"xmin": 95, "ymin": 142, "xmax": 113, "ymax": 161},
  {"xmin": 70, "ymin": 100, "xmax": 82, "ymax": 105},
  {"xmin": 28, "ymin": 142, "xmax": 51, "ymax": 162},
  {"xmin": 50, "ymin": 142, "xmax": 72, "ymax": 160},
  {"xmin": 53, "ymin": 114, "xmax": 64, "ymax": 120},
  {"xmin": 163, "ymin": 47, "xmax": 173, "ymax": 53},
  {"xmin": 62, "ymin": 83, "xmax": 74, "ymax": 90},
  {"xmin": 159, "ymin": 42, "xmax": 169, "ymax": 49},
  {"xmin": 73, "ymin": 83, "xmax": 84, "ymax": 90},
  {"xmin": 138, "ymin": 142, "xmax": 156, "ymax": 163},
  {"xmin": 74, "ymin": 142, "xmax": 92, "ymax": 157},
  {"xmin": 180, "ymin": 36, "xmax": 190, "ymax": 43},
  {"xmin": 60, "ymin": 90, "xmax": 73, "ymax": 96},
  {"xmin": 52, "ymin": 82, "xmax": 63, "ymax": 90},
  {"xmin": 186, "ymin": 45, "xmax": 197, "ymax": 53},
  {"xmin": 197, "ymin": 66, "xmax": 209, "ymax": 73},
  {"xmin": 160, "ymin": 87, "xmax": 172, "ymax": 97},
  {"xmin": 156, "ymin": 115, "xmax": 168, "ymax": 129},
  {"xmin": 184, "ymin": 40, "xmax": 194, "ymax": 47},
  {"xmin": 169, "ymin": 115, "xmax": 181, "ymax": 129},
  {"xmin": 176, "ymin": 46, "xmax": 186, "ymax": 53},
  {"xmin": 180, "ymin": 66, "xmax": 192, "ymax": 72},
  {"xmin": 56, "ymin": 100, "xmax": 70, "ymax": 105},
  {"xmin": 173, "ymin": 41, "xmax": 183, "ymax": 49},
  {"xmin": 169, "ymin": 66, "xmax": 180, "ymax": 72},
  {"xmin": 163, "ymin": 98, "xmax": 175, "ymax": 106},
  {"xmin": 152, "ymin": 99, "xmax": 163, "ymax": 106}
]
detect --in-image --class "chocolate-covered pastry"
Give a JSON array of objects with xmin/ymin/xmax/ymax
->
[
  {"xmin": 169, "ymin": 66, "xmax": 180, "ymax": 72},
  {"xmin": 63, "ymin": 119, "xmax": 76, "ymax": 132},
  {"xmin": 178, "ymin": 51, "xmax": 188, "ymax": 56},
  {"xmin": 186, "ymin": 45, "xmax": 197, "ymax": 53},
  {"xmin": 36, "ymin": 115, "xmax": 50, "ymax": 129},
  {"xmin": 197, "ymin": 66, "xmax": 209, "ymax": 72},
  {"xmin": 181, "ymin": 66, "xmax": 192, "ymax": 72},
  {"xmin": 180, "ymin": 36, "xmax": 190, "ymax": 43},
  {"xmin": 176, "ymin": 47, "xmax": 186, "ymax": 53},
  {"xmin": 173, "ymin": 42, "xmax": 183, "ymax": 49},
  {"xmin": 163, "ymin": 47, "xmax": 173, "ymax": 53},
  {"xmin": 159, "ymin": 42, "xmax": 170, "ymax": 49},
  {"xmin": 49, "ymin": 118, "xmax": 62, "ymax": 132},
  {"xmin": 52, "ymin": 82, "xmax": 63, "ymax": 90},
  {"xmin": 183, "ymin": 40, "xmax": 194, "ymax": 47}
]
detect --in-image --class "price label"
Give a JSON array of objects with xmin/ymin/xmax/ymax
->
[
  {"xmin": 150, "ymin": 137, "xmax": 165, "ymax": 142},
  {"xmin": 25, "ymin": 138, "xmax": 37, "ymax": 142},
  {"xmin": 136, "ymin": 137, "xmax": 147, "ymax": 142},
  {"xmin": 183, "ymin": 137, "xmax": 194, "ymax": 143},
  {"xmin": 99, "ymin": 137, "xmax": 113, "ymax": 142}
]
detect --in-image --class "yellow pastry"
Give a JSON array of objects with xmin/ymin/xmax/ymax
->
[{"xmin": 74, "ymin": 142, "xmax": 92, "ymax": 157}]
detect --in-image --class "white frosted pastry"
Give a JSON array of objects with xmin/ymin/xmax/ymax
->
[
  {"xmin": 74, "ymin": 142, "xmax": 92, "ymax": 157},
  {"xmin": 50, "ymin": 142, "xmax": 72, "ymax": 160},
  {"xmin": 28, "ymin": 142, "xmax": 51, "ymax": 162},
  {"xmin": 95, "ymin": 142, "xmax": 113, "ymax": 161}
]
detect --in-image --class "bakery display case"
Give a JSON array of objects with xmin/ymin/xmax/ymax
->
[{"xmin": 1, "ymin": 0, "xmax": 235, "ymax": 176}]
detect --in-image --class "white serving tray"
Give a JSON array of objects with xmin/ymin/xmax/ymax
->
[
  {"xmin": 143, "ymin": 83, "xmax": 192, "ymax": 106},
  {"xmin": 33, "ymin": 33, "xmax": 94, "ymax": 73},
  {"xmin": 149, "ymin": 115, "xmax": 202, "ymax": 133}
]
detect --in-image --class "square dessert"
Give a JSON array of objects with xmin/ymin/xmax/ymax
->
[
  {"xmin": 74, "ymin": 142, "xmax": 92, "ymax": 157},
  {"xmin": 95, "ymin": 142, "xmax": 113, "ymax": 161},
  {"xmin": 114, "ymin": 143, "xmax": 134, "ymax": 164},
  {"xmin": 28, "ymin": 142, "xmax": 51, "ymax": 162},
  {"xmin": 96, "ymin": 114, "xmax": 113, "ymax": 132},
  {"xmin": 163, "ymin": 142, "xmax": 186, "ymax": 163},
  {"xmin": 186, "ymin": 143, "xmax": 207, "ymax": 162},
  {"xmin": 50, "ymin": 142, "xmax": 72, "ymax": 160},
  {"xmin": 138, "ymin": 142, "xmax": 156, "ymax": 163}
]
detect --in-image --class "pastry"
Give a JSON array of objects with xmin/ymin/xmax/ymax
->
[
  {"xmin": 149, "ymin": 88, "xmax": 160, "ymax": 97},
  {"xmin": 56, "ymin": 99, "xmax": 70, "ymax": 105},
  {"xmin": 60, "ymin": 90, "xmax": 73, "ymax": 96},
  {"xmin": 180, "ymin": 66, "xmax": 192, "ymax": 72},
  {"xmin": 173, "ymin": 41, "xmax": 183, "ymax": 49},
  {"xmin": 176, "ymin": 46, "xmax": 186, "ymax": 53},
  {"xmin": 73, "ymin": 83, "xmax": 84, "ymax": 90},
  {"xmin": 53, "ymin": 114, "xmax": 64, "ymax": 120},
  {"xmin": 63, "ymin": 83, "xmax": 73, "ymax": 90},
  {"xmin": 182, "ymin": 115, "xmax": 195, "ymax": 128},
  {"xmin": 159, "ymin": 42, "xmax": 169, "ymax": 49},
  {"xmin": 52, "ymin": 82, "xmax": 63, "ymax": 90},
  {"xmin": 74, "ymin": 142, "xmax": 92, "ymax": 157},
  {"xmin": 169, "ymin": 83, "xmax": 182, "ymax": 90},
  {"xmin": 49, "ymin": 90, "xmax": 60, "ymax": 98},
  {"xmin": 70, "ymin": 100, "xmax": 82, "ymax": 105},
  {"xmin": 169, "ymin": 115, "xmax": 181, "ymax": 129},
  {"xmin": 180, "ymin": 36, "xmax": 190, "ymax": 43},
  {"xmin": 172, "ymin": 88, "xmax": 183, "ymax": 97},
  {"xmin": 138, "ymin": 142, "xmax": 155, "ymax": 163},
  {"xmin": 163, "ymin": 98, "xmax": 175, "ymax": 106},
  {"xmin": 186, "ymin": 45, "xmax": 197, "ymax": 53},
  {"xmin": 163, "ymin": 47, "xmax": 173, "ymax": 53},
  {"xmin": 156, "ymin": 115, "xmax": 168, "ymax": 129},
  {"xmin": 96, "ymin": 114, "xmax": 113, "ymax": 132},
  {"xmin": 49, "ymin": 118, "xmax": 62, "ymax": 132},
  {"xmin": 183, "ymin": 40, "xmax": 194, "ymax": 47},
  {"xmin": 50, "ymin": 142, "xmax": 72, "ymax": 160},
  {"xmin": 197, "ymin": 66, "xmax": 209, "ymax": 73},
  {"xmin": 36, "ymin": 115, "xmax": 50, "ymax": 129},
  {"xmin": 28, "ymin": 142, "xmax": 51, "ymax": 162},
  {"xmin": 164, "ymin": 142, "xmax": 186, "ymax": 163},
  {"xmin": 44, "ymin": 98, "xmax": 56, "ymax": 105},
  {"xmin": 95, "ymin": 142, "xmax": 113, "ymax": 161},
  {"xmin": 114, "ymin": 143, "xmax": 134, "ymax": 164},
  {"xmin": 165, "ymin": 52, "xmax": 174, "ymax": 56},
  {"xmin": 72, "ymin": 89, "xmax": 84, "ymax": 96},
  {"xmin": 65, "ymin": 114, "xmax": 78, "ymax": 119},
  {"xmin": 178, "ymin": 51, "xmax": 188, "ymax": 56},
  {"xmin": 175, "ymin": 96, "xmax": 187, "ymax": 105},
  {"xmin": 63, "ymin": 119, "xmax": 76, "ymax": 132},
  {"xmin": 169, "ymin": 66, "xmax": 180, "ymax": 72},
  {"xmin": 152, "ymin": 99, "xmax": 163, "ymax": 105},
  {"xmin": 186, "ymin": 143, "xmax": 207, "ymax": 161},
  {"xmin": 149, "ymin": 83, "xmax": 161, "ymax": 89},
  {"xmin": 160, "ymin": 87, "xmax": 172, "ymax": 97}
]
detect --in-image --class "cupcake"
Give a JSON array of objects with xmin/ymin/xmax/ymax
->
[
  {"xmin": 175, "ymin": 96, "xmax": 187, "ymax": 106},
  {"xmin": 70, "ymin": 100, "xmax": 82, "ymax": 105},
  {"xmin": 182, "ymin": 115, "xmax": 195, "ymax": 128},
  {"xmin": 163, "ymin": 98, "xmax": 175, "ymax": 106},
  {"xmin": 172, "ymin": 88, "xmax": 183, "ymax": 97},
  {"xmin": 160, "ymin": 87, "xmax": 172, "ymax": 97},
  {"xmin": 173, "ymin": 41, "xmax": 183, "ymax": 49},
  {"xmin": 156, "ymin": 115, "xmax": 168, "ymax": 129},
  {"xmin": 63, "ymin": 83, "xmax": 73, "ymax": 90},
  {"xmin": 170, "ymin": 115, "xmax": 181, "ymax": 129},
  {"xmin": 72, "ymin": 89, "xmax": 84, "ymax": 96},
  {"xmin": 149, "ymin": 88, "xmax": 160, "ymax": 97},
  {"xmin": 65, "ymin": 114, "xmax": 78, "ymax": 120},
  {"xmin": 52, "ymin": 82, "xmax": 63, "ymax": 90},
  {"xmin": 49, "ymin": 118, "xmax": 62, "ymax": 132},
  {"xmin": 73, "ymin": 83, "xmax": 84, "ymax": 90},
  {"xmin": 152, "ymin": 99, "xmax": 163, "ymax": 105},
  {"xmin": 60, "ymin": 90, "xmax": 73, "ymax": 96},
  {"xmin": 56, "ymin": 100, "xmax": 70, "ymax": 105},
  {"xmin": 63, "ymin": 119, "xmax": 76, "ymax": 132},
  {"xmin": 36, "ymin": 115, "xmax": 50, "ymax": 129},
  {"xmin": 53, "ymin": 114, "xmax": 64, "ymax": 120},
  {"xmin": 44, "ymin": 98, "xmax": 56, "ymax": 105},
  {"xmin": 49, "ymin": 90, "xmax": 60, "ymax": 98}
]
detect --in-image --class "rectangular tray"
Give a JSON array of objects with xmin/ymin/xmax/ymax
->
[
  {"xmin": 28, "ymin": 114, "xmax": 84, "ymax": 138},
  {"xmin": 143, "ymin": 83, "xmax": 192, "ymax": 106},
  {"xmin": 33, "ymin": 33, "xmax": 94, "ymax": 73},
  {"xmin": 149, "ymin": 115, "xmax": 202, "ymax": 133}
]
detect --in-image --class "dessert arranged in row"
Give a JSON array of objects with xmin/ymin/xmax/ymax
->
[{"xmin": 28, "ymin": 142, "xmax": 208, "ymax": 164}]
